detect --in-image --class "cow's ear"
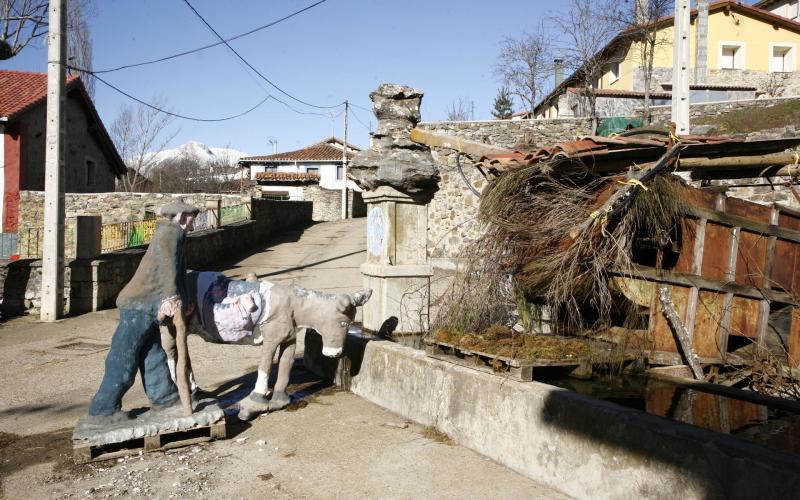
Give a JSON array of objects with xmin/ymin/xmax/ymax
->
[{"xmin": 349, "ymin": 289, "xmax": 372, "ymax": 307}]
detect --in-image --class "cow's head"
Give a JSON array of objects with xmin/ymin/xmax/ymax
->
[{"xmin": 313, "ymin": 289, "xmax": 372, "ymax": 357}]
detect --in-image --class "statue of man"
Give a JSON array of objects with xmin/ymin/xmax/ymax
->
[{"xmin": 86, "ymin": 198, "xmax": 199, "ymax": 423}]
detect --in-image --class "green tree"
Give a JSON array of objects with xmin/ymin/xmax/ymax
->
[{"xmin": 491, "ymin": 87, "xmax": 514, "ymax": 119}]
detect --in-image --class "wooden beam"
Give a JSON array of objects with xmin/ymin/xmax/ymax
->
[
  {"xmin": 612, "ymin": 265, "xmax": 797, "ymax": 304},
  {"xmin": 409, "ymin": 128, "xmax": 510, "ymax": 157},
  {"xmin": 685, "ymin": 205, "xmax": 800, "ymax": 244},
  {"xmin": 658, "ymin": 285, "xmax": 705, "ymax": 380}
]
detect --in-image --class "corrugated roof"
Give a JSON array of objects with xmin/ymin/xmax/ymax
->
[
  {"xmin": 241, "ymin": 137, "xmax": 361, "ymax": 162},
  {"xmin": 0, "ymin": 70, "xmax": 79, "ymax": 120},
  {"xmin": 255, "ymin": 172, "xmax": 320, "ymax": 182}
]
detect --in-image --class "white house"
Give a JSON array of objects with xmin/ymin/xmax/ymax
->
[{"xmin": 239, "ymin": 137, "xmax": 361, "ymax": 200}]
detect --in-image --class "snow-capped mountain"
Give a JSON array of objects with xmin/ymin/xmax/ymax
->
[{"xmin": 142, "ymin": 141, "xmax": 251, "ymax": 173}]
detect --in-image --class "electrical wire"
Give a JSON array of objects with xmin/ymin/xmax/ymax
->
[
  {"xmin": 350, "ymin": 102, "xmax": 373, "ymax": 113},
  {"xmin": 89, "ymin": 0, "xmax": 330, "ymax": 75},
  {"xmin": 181, "ymin": 0, "xmax": 342, "ymax": 110},
  {"xmin": 350, "ymin": 107, "xmax": 373, "ymax": 133},
  {"xmin": 88, "ymin": 71, "xmax": 271, "ymax": 122}
]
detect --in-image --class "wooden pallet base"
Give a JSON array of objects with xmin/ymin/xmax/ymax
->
[
  {"xmin": 73, "ymin": 420, "xmax": 226, "ymax": 463},
  {"xmin": 424, "ymin": 340, "xmax": 588, "ymax": 382}
]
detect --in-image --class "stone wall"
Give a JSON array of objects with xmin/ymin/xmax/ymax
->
[
  {"xmin": 635, "ymin": 67, "xmax": 800, "ymax": 97},
  {"xmin": 301, "ymin": 186, "xmax": 366, "ymax": 221},
  {"xmin": 417, "ymin": 118, "xmax": 592, "ymax": 265},
  {"xmin": 18, "ymin": 191, "xmax": 245, "ymax": 230},
  {"xmin": 416, "ymin": 117, "xmax": 592, "ymax": 150},
  {"xmin": 644, "ymin": 96, "xmax": 800, "ymax": 125},
  {"xmin": 0, "ymin": 199, "xmax": 313, "ymax": 316}
]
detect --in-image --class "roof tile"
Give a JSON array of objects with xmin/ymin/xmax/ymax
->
[
  {"xmin": 0, "ymin": 70, "xmax": 79, "ymax": 120},
  {"xmin": 241, "ymin": 137, "xmax": 361, "ymax": 162}
]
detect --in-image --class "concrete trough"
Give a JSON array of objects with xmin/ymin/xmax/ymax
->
[{"xmin": 344, "ymin": 339, "xmax": 800, "ymax": 500}]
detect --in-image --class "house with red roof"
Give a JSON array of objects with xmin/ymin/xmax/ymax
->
[
  {"xmin": 0, "ymin": 70, "xmax": 126, "ymax": 237},
  {"xmin": 239, "ymin": 137, "xmax": 361, "ymax": 200}
]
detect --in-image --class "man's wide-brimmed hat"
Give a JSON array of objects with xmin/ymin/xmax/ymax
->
[{"xmin": 159, "ymin": 198, "xmax": 200, "ymax": 217}]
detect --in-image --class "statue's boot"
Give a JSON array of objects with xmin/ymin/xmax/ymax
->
[
  {"xmin": 237, "ymin": 392, "xmax": 271, "ymax": 421},
  {"xmin": 83, "ymin": 410, "xmax": 132, "ymax": 426}
]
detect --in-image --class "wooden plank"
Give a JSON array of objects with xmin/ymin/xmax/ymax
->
[
  {"xmin": 685, "ymin": 205, "xmax": 800, "ymax": 245},
  {"xmin": 734, "ymin": 230, "xmax": 769, "ymax": 288},
  {"xmin": 790, "ymin": 307, "xmax": 800, "ymax": 368},
  {"xmin": 729, "ymin": 296, "xmax": 761, "ymax": 339},
  {"xmin": 700, "ymin": 223, "xmax": 731, "ymax": 281},
  {"xmin": 409, "ymin": 128, "xmax": 510, "ymax": 157},
  {"xmin": 657, "ymin": 285, "xmax": 704, "ymax": 380},
  {"xmin": 771, "ymin": 239, "xmax": 797, "ymax": 293},
  {"xmin": 683, "ymin": 218, "xmax": 707, "ymax": 356},
  {"xmin": 757, "ymin": 207, "xmax": 780, "ymax": 350},
  {"xmin": 650, "ymin": 285, "xmax": 689, "ymax": 353},
  {"xmin": 612, "ymin": 265, "xmax": 796, "ymax": 304},
  {"xmin": 725, "ymin": 197, "xmax": 772, "ymax": 224}
]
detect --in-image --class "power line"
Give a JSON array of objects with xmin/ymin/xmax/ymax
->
[
  {"xmin": 350, "ymin": 107, "xmax": 373, "ymax": 133},
  {"xmin": 90, "ymin": 0, "xmax": 330, "ymax": 75},
  {"xmin": 350, "ymin": 102, "xmax": 373, "ymax": 113},
  {"xmin": 181, "ymin": 0, "xmax": 342, "ymax": 110},
  {"xmin": 88, "ymin": 71, "xmax": 272, "ymax": 122}
]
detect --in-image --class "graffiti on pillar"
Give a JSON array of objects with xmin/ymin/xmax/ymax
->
[{"xmin": 367, "ymin": 207, "xmax": 385, "ymax": 257}]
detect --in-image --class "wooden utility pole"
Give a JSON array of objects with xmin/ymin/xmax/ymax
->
[
  {"xmin": 41, "ymin": 0, "xmax": 67, "ymax": 321},
  {"xmin": 341, "ymin": 100, "xmax": 349, "ymax": 220},
  {"xmin": 671, "ymin": 0, "xmax": 691, "ymax": 135}
]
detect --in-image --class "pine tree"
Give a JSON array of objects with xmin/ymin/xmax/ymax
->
[{"xmin": 491, "ymin": 87, "xmax": 514, "ymax": 119}]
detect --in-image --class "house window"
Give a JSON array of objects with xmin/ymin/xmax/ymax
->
[
  {"xmin": 337, "ymin": 165, "xmax": 344, "ymax": 180},
  {"xmin": 85, "ymin": 159, "xmax": 96, "ymax": 187},
  {"xmin": 607, "ymin": 62, "xmax": 620, "ymax": 84},
  {"xmin": 264, "ymin": 165, "xmax": 277, "ymax": 173},
  {"xmin": 789, "ymin": 0, "xmax": 799, "ymax": 19},
  {"xmin": 770, "ymin": 44, "xmax": 796, "ymax": 72},
  {"xmin": 719, "ymin": 42, "xmax": 745, "ymax": 70},
  {"xmin": 306, "ymin": 167, "xmax": 319, "ymax": 175}
]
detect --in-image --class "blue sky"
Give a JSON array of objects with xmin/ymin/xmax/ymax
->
[{"xmin": 2, "ymin": 1, "xmax": 736, "ymax": 154}]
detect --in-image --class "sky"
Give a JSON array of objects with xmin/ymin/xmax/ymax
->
[{"xmin": 1, "ymin": 0, "xmax": 747, "ymax": 155}]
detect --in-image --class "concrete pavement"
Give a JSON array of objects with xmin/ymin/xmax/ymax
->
[{"xmin": 0, "ymin": 219, "xmax": 568, "ymax": 499}]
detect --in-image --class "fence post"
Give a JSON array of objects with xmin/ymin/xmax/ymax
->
[
  {"xmin": 74, "ymin": 216, "xmax": 101, "ymax": 259},
  {"xmin": 241, "ymin": 195, "xmax": 253, "ymax": 220},
  {"xmin": 206, "ymin": 199, "xmax": 221, "ymax": 229}
]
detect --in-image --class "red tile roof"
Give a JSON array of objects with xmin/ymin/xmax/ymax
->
[
  {"xmin": 566, "ymin": 87, "xmax": 673, "ymax": 99},
  {"xmin": 255, "ymin": 172, "xmax": 321, "ymax": 182},
  {"xmin": 0, "ymin": 70, "xmax": 80, "ymax": 120},
  {"xmin": 241, "ymin": 137, "xmax": 361, "ymax": 163},
  {"xmin": 0, "ymin": 70, "xmax": 126, "ymax": 176}
]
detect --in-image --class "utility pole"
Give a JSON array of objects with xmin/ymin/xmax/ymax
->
[
  {"xmin": 341, "ymin": 100, "xmax": 349, "ymax": 220},
  {"xmin": 671, "ymin": 0, "xmax": 691, "ymax": 135},
  {"xmin": 41, "ymin": 0, "xmax": 67, "ymax": 321}
]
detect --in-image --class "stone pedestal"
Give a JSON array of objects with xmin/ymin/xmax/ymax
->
[{"xmin": 361, "ymin": 186, "xmax": 431, "ymax": 334}]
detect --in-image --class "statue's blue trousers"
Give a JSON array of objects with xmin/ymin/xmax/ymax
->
[{"xmin": 89, "ymin": 309, "xmax": 178, "ymax": 416}]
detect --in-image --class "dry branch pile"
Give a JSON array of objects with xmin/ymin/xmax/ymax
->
[{"xmin": 434, "ymin": 158, "xmax": 688, "ymax": 337}]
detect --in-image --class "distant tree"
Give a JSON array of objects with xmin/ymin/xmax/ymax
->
[
  {"xmin": 446, "ymin": 97, "xmax": 475, "ymax": 121},
  {"xmin": 552, "ymin": 0, "xmax": 619, "ymax": 132},
  {"xmin": 151, "ymin": 149, "xmax": 243, "ymax": 194},
  {"xmin": 493, "ymin": 27, "xmax": 552, "ymax": 115},
  {"xmin": 110, "ymin": 98, "xmax": 178, "ymax": 192},
  {"xmin": 607, "ymin": 0, "xmax": 674, "ymax": 124},
  {"xmin": 66, "ymin": 0, "xmax": 94, "ymax": 97},
  {"xmin": 491, "ymin": 87, "xmax": 514, "ymax": 119}
]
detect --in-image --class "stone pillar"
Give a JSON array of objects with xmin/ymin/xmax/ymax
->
[
  {"xmin": 241, "ymin": 195, "xmax": 253, "ymax": 220},
  {"xmin": 206, "ymin": 199, "xmax": 221, "ymax": 229},
  {"xmin": 360, "ymin": 187, "xmax": 432, "ymax": 333},
  {"xmin": 350, "ymin": 83, "xmax": 440, "ymax": 335},
  {"xmin": 74, "ymin": 216, "xmax": 101, "ymax": 259}
]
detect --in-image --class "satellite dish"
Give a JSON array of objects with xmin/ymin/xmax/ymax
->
[{"xmin": 0, "ymin": 40, "xmax": 12, "ymax": 61}]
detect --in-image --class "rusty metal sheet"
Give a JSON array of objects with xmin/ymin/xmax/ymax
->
[
  {"xmin": 735, "ymin": 230, "xmax": 769, "ymax": 288},
  {"xmin": 694, "ymin": 291, "xmax": 725, "ymax": 359},
  {"xmin": 772, "ymin": 239, "xmax": 797, "ymax": 294},
  {"xmin": 729, "ymin": 296, "xmax": 761, "ymax": 339},
  {"xmin": 700, "ymin": 223, "xmax": 731, "ymax": 282},
  {"xmin": 790, "ymin": 308, "xmax": 800, "ymax": 367},
  {"xmin": 674, "ymin": 218, "xmax": 698, "ymax": 275},
  {"xmin": 725, "ymin": 197, "xmax": 772, "ymax": 223}
]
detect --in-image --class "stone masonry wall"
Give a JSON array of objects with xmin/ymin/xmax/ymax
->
[
  {"xmin": 418, "ymin": 119, "xmax": 592, "ymax": 265},
  {"xmin": 0, "ymin": 199, "xmax": 313, "ymax": 316},
  {"xmin": 644, "ymin": 96, "xmax": 800, "ymax": 124},
  {"xmin": 301, "ymin": 186, "xmax": 366, "ymax": 221}
]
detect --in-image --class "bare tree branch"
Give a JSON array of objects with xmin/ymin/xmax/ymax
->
[
  {"xmin": 1, "ymin": 0, "xmax": 93, "ymax": 61},
  {"xmin": 446, "ymin": 96, "xmax": 475, "ymax": 121},
  {"xmin": 493, "ymin": 27, "xmax": 552, "ymax": 114}
]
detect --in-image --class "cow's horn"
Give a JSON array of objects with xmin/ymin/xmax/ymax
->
[{"xmin": 349, "ymin": 289, "xmax": 372, "ymax": 306}]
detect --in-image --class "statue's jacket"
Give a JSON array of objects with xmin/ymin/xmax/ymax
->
[{"xmin": 116, "ymin": 220, "xmax": 189, "ymax": 315}]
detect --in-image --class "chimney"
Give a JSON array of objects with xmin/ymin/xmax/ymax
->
[
  {"xmin": 635, "ymin": 0, "xmax": 649, "ymax": 25},
  {"xmin": 695, "ymin": 0, "xmax": 709, "ymax": 83},
  {"xmin": 554, "ymin": 59, "xmax": 564, "ymax": 87}
]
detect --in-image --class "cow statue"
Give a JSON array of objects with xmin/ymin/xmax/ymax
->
[{"xmin": 159, "ymin": 271, "xmax": 371, "ymax": 421}]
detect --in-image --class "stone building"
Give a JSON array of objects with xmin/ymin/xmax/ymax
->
[{"xmin": 0, "ymin": 70, "xmax": 126, "ymax": 237}]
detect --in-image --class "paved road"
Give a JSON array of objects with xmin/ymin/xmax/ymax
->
[{"xmin": 0, "ymin": 219, "xmax": 568, "ymax": 499}]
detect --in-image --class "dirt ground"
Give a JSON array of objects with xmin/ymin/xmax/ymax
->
[{"xmin": 0, "ymin": 220, "xmax": 569, "ymax": 499}]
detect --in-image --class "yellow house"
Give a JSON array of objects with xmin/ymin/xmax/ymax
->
[{"xmin": 535, "ymin": 0, "xmax": 800, "ymax": 119}]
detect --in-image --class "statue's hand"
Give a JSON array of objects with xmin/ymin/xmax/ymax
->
[{"xmin": 159, "ymin": 297, "xmax": 182, "ymax": 320}]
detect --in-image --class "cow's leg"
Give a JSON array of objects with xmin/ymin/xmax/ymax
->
[
  {"xmin": 238, "ymin": 330, "xmax": 284, "ymax": 420},
  {"xmin": 267, "ymin": 340, "xmax": 296, "ymax": 411},
  {"xmin": 161, "ymin": 324, "xmax": 198, "ymax": 393}
]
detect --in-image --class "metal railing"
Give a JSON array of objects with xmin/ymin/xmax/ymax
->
[
  {"xmin": 220, "ymin": 204, "xmax": 247, "ymax": 225},
  {"xmin": 20, "ymin": 227, "xmax": 44, "ymax": 259},
  {"xmin": 100, "ymin": 217, "xmax": 157, "ymax": 253}
]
